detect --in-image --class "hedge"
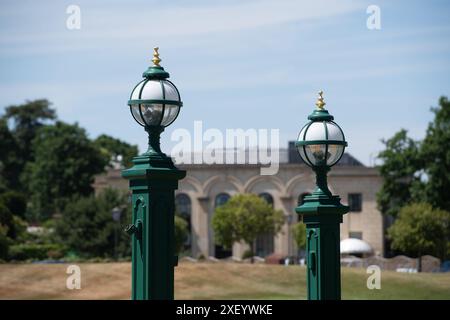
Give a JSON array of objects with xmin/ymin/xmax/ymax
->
[{"xmin": 8, "ymin": 243, "xmax": 66, "ymax": 261}]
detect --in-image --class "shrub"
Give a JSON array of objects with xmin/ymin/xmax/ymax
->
[
  {"xmin": 242, "ymin": 249, "xmax": 253, "ymax": 260},
  {"xmin": 174, "ymin": 215, "xmax": 189, "ymax": 254},
  {"xmin": 8, "ymin": 243, "xmax": 66, "ymax": 261},
  {"xmin": 0, "ymin": 202, "xmax": 27, "ymax": 240},
  {"xmin": 0, "ymin": 224, "xmax": 10, "ymax": 260},
  {"xmin": 55, "ymin": 188, "xmax": 131, "ymax": 259},
  {"xmin": 292, "ymin": 222, "xmax": 306, "ymax": 250},
  {"xmin": 0, "ymin": 204, "xmax": 13, "ymax": 236},
  {"xmin": 0, "ymin": 191, "xmax": 27, "ymax": 219},
  {"xmin": 388, "ymin": 203, "xmax": 450, "ymax": 261}
]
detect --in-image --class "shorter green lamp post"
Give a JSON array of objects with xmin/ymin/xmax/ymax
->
[
  {"xmin": 295, "ymin": 91, "xmax": 349, "ymax": 300},
  {"xmin": 122, "ymin": 47, "xmax": 186, "ymax": 300}
]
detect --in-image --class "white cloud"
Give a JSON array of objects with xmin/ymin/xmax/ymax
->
[{"xmin": 0, "ymin": 0, "xmax": 363, "ymax": 52}]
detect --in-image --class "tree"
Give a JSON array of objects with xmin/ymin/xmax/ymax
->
[
  {"xmin": 0, "ymin": 119, "xmax": 21, "ymax": 190},
  {"xmin": 292, "ymin": 222, "xmax": 306, "ymax": 251},
  {"xmin": 0, "ymin": 204, "xmax": 13, "ymax": 239},
  {"xmin": 0, "ymin": 203, "xmax": 24, "ymax": 241},
  {"xmin": 54, "ymin": 188, "xmax": 131, "ymax": 259},
  {"xmin": 26, "ymin": 121, "xmax": 105, "ymax": 220},
  {"xmin": 0, "ymin": 191, "xmax": 27, "ymax": 219},
  {"xmin": 376, "ymin": 129, "xmax": 422, "ymax": 218},
  {"xmin": 174, "ymin": 215, "xmax": 189, "ymax": 254},
  {"xmin": 388, "ymin": 203, "xmax": 450, "ymax": 271},
  {"xmin": 93, "ymin": 134, "xmax": 138, "ymax": 169},
  {"xmin": 0, "ymin": 224, "xmax": 10, "ymax": 260},
  {"xmin": 3, "ymin": 99, "xmax": 56, "ymax": 158},
  {"xmin": 212, "ymin": 194, "xmax": 284, "ymax": 261},
  {"xmin": 0, "ymin": 192, "xmax": 27, "ymax": 240},
  {"xmin": 420, "ymin": 96, "xmax": 450, "ymax": 211},
  {"xmin": 2, "ymin": 100, "xmax": 56, "ymax": 190}
]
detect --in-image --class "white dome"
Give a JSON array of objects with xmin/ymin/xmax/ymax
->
[
  {"xmin": 130, "ymin": 79, "xmax": 180, "ymax": 102},
  {"xmin": 298, "ymin": 121, "xmax": 345, "ymax": 143},
  {"xmin": 340, "ymin": 238, "xmax": 373, "ymax": 255}
]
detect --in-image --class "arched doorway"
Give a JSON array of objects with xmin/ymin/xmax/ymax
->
[
  {"xmin": 214, "ymin": 193, "xmax": 232, "ymax": 259},
  {"xmin": 255, "ymin": 193, "xmax": 275, "ymax": 257},
  {"xmin": 175, "ymin": 193, "xmax": 191, "ymax": 253}
]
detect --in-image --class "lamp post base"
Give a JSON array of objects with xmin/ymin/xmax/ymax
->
[
  {"xmin": 122, "ymin": 151, "xmax": 185, "ymax": 300},
  {"xmin": 296, "ymin": 189, "xmax": 348, "ymax": 300}
]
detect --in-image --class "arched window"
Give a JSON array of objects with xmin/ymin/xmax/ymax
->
[
  {"xmin": 175, "ymin": 193, "xmax": 191, "ymax": 219},
  {"xmin": 175, "ymin": 193, "xmax": 192, "ymax": 251},
  {"xmin": 259, "ymin": 192, "xmax": 274, "ymax": 208},
  {"xmin": 215, "ymin": 193, "xmax": 230, "ymax": 208},
  {"xmin": 256, "ymin": 193, "xmax": 275, "ymax": 257},
  {"xmin": 298, "ymin": 193, "xmax": 311, "ymax": 206},
  {"xmin": 213, "ymin": 193, "xmax": 231, "ymax": 258}
]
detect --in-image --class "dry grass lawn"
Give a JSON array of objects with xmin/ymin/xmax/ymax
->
[{"xmin": 0, "ymin": 261, "xmax": 449, "ymax": 300}]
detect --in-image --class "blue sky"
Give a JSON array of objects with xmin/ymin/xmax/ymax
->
[{"xmin": 0, "ymin": 0, "xmax": 449, "ymax": 166}]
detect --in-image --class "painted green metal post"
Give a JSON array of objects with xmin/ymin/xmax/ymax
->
[
  {"xmin": 122, "ymin": 48, "xmax": 185, "ymax": 300},
  {"xmin": 296, "ymin": 167, "xmax": 348, "ymax": 300},
  {"xmin": 122, "ymin": 127, "xmax": 185, "ymax": 300},
  {"xmin": 295, "ymin": 91, "xmax": 349, "ymax": 300}
]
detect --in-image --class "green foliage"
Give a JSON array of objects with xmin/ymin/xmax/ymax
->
[
  {"xmin": 1, "ymin": 100, "xmax": 56, "ymax": 190},
  {"xmin": 0, "ymin": 199, "xmax": 27, "ymax": 260},
  {"xmin": 197, "ymin": 254, "xmax": 205, "ymax": 260},
  {"xmin": 0, "ymin": 170, "xmax": 6, "ymax": 194},
  {"xmin": 8, "ymin": 243, "xmax": 66, "ymax": 261},
  {"xmin": 0, "ymin": 224, "xmax": 10, "ymax": 260},
  {"xmin": 377, "ymin": 96, "xmax": 450, "ymax": 218},
  {"xmin": 0, "ymin": 119, "xmax": 21, "ymax": 190},
  {"xmin": 376, "ymin": 129, "xmax": 422, "ymax": 217},
  {"xmin": 26, "ymin": 121, "xmax": 106, "ymax": 220},
  {"xmin": 3, "ymin": 99, "xmax": 56, "ymax": 154},
  {"xmin": 174, "ymin": 215, "xmax": 189, "ymax": 254},
  {"xmin": 420, "ymin": 96, "xmax": 450, "ymax": 211},
  {"xmin": 242, "ymin": 249, "xmax": 254, "ymax": 260},
  {"xmin": 212, "ymin": 194, "xmax": 284, "ymax": 252},
  {"xmin": 54, "ymin": 188, "xmax": 131, "ymax": 259},
  {"xmin": 0, "ymin": 191, "xmax": 27, "ymax": 219},
  {"xmin": 292, "ymin": 222, "xmax": 306, "ymax": 249},
  {"xmin": 0, "ymin": 203, "xmax": 12, "ymax": 234},
  {"xmin": 388, "ymin": 203, "xmax": 450, "ymax": 260},
  {"xmin": 94, "ymin": 134, "xmax": 138, "ymax": 168},
  {"xmin": 0, "ymin": 191, "xmax": 28, "ymax": 242},
  {"xmin": 10, "ymin": 216, "xmax": 27, "ymax": 242}
]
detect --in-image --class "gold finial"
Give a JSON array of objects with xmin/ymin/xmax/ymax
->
[
  {"xmin": 152, "ymin": 47, "xmax": 161, "ymax": 67},
  {"xmin": 315, "ymin": 90, "xmax": 326, "ymax": 110}
]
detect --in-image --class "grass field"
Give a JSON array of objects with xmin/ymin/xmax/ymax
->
[{"xmin": 0, "ymin": 261, "xmax": 449, "ymax": 300}]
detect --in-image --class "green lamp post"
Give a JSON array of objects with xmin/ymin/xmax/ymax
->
[
  {"xmin": 122, "ymin": 47, "xmax": 186, "ymax": 300},
  {"xmin": 295, "ymin": 91, "xmax": 349, "ymax": 300}
]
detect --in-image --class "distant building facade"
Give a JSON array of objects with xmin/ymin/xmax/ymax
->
[{"xmin": 93, "ymin": 143, "xmax": 384, "ymax": 259}]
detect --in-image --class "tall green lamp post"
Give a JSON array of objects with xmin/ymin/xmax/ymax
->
[
  {"xmin": 295, "ymin": 91, "xmax": 349, "ymax": 300},
  {"xmin": 122, "ymin": 47, "xmax": 185, "ymax": 300}
]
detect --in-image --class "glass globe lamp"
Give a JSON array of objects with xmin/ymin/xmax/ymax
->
[
  {"xmin": 296, "ymin": 91, "xmax": 347, "ymax": 168},
  {"xmin": 128, "ymin": 47, "xmax": 183, "ymax": 128}
]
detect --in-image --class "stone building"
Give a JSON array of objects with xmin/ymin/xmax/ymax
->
[{"xmin": 93, "ymin": 142, "xmax": 384, "ymax": 259}]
